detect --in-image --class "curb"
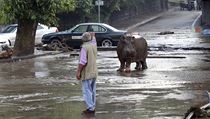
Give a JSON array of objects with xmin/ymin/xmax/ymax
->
[
  {"xmin": 0, "ymin": 51, "xmax": 64, "ymax": 63},
  {"xmin": 126, "ymin": 15, "xmax": 162, "ymax": 32}
]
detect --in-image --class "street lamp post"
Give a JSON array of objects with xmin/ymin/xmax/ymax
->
[{"xmin": 95, "ymin": 0, "xmax": 104, "ymax": 23}]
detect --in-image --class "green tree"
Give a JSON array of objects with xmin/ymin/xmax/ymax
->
[
  {"xmin": 99, "ymin": 0, "xmax": 145, "ymax": 23},
  {"xmin": 75, "ymin": 0, "xmax": 93, "ymax": 22},
  {"xmin": 0, "ymin": 0, "xmax": 75, "ymax": 56},
  {"xmin": 99, "ymin": 0, "xmax": 121, "ymax": 22},
  {"xmin": 56, "ymin": 0, "xmax": 94, "ymax": 31}
]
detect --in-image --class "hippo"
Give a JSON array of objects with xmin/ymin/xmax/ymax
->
[{"xmin": 117, "ymin": 34, "xmax": 148, "ymax": 72}]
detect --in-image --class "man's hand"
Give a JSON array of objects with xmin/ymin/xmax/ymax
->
[
  {"xmin": 90, "ymin": 32, "xmax": 95, "ymax": 38},
  {"xmin": 76, "ymin": 64, "xmax": 85, "ymax": 80},
  {"xmin": 76, "ymin": 71, "xmax": 81, "ymax": 80}
]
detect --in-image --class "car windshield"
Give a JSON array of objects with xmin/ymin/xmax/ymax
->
[
  {"xmin": 1, "ymin": 25, "xmax": 17, "ymax": 33},
  {"xmin": 102, "ymin": 24, "xmax": 119, "ymax": 31}
]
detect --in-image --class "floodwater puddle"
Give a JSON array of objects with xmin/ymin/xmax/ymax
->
[
  {"xmin": 163, "ymin": 91, "xmax": 196, "ymax": 100},
  {"xmin": 108, "ymin": 94, "xmax": 149, "ymax": 103}
]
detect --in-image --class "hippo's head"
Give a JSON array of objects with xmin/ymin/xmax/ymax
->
[{"xmin": 119, "ymin": 34, "xmax": 136, "ymax": 59}]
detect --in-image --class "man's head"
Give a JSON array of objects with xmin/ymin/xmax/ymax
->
[{"xmin": 82, "ymin": 32, "xmax": 92, "ymax": 42}]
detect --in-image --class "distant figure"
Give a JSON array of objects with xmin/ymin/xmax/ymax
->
[
  {"xmin": 197, "ymin": 0, "xmax": 201, "ymax": 10},
  {"xmin": 180, "ymin": 1, "xmax": 187, "ymax": 10},
  {"xmin": 194, "ymin": 0, "xmax": 197, "ymax": 10}
]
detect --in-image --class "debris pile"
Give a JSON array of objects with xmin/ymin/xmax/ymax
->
[
  {"xmin": 0, "ymin": 45, "xmax": 13, "ymax": 59},
  {"xmin": 184, "ymin": 105, "xmax": 210, "ymax": 119},
  {"xmin": 184, "ymin": 91, "xmax": 210, "ymax": 119},
  {"xmin": 37, "ymin": 43, "xmax": 73, "ymax": 52}
]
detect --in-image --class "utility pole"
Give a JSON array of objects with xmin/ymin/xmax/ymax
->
[{"xmin": 95, "ymin": 0, "xmax": 104, "ymax": 23}]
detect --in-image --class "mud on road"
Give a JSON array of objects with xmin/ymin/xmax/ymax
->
[{"xmin": 0, "ymin": 49, "xmax": 210, "ymax": 119}]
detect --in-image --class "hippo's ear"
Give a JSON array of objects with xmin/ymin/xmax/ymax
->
[
  {"xmin": 131, "ymin": 37, "xmax": 135, "ymax": 43},
  {"xmin": 119, "ymin": 36, "xmax": 126, "ymax": 44}
]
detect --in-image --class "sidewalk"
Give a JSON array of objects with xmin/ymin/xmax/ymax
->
[
  {"xmin": 0, "ymin": 50, "xmax": 64, "ymax": 63},
  {"xmin": 112, "ymin": 7, "xmax": 178, "ymax": 32}
]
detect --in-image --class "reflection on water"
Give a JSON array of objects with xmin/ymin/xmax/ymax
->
[
  {"xmin": 0, "ymin": 60, "xmax": 35, "ymax": 80},
  {"xmin": 34, "ymin": 61, "xmax": 49, "ymax": 78}
]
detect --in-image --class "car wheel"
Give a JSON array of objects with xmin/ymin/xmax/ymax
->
[
  {"xmin": 49, "ymin": 39, "xmax": 62, "ymax": 50},
  {"xmin": 101, "ymin": 39, "xmax": 113, "ymax": 47}
]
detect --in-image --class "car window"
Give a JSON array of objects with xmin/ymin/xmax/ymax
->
[
  {"xmin": 73, "ymin": 25, "xmax": 88, "ymax": 33},
  {"xmin": 91, "ymin": 25, "xmax": 106, "ymax": 32},
  {"xmin": 37, "ymin": 25, "xmax": 44, "ymax": 30},
  {"xmin": 102, "ymin": 24, "xmax": 119, "ymax": 31},
  {"xmin": 1, "ymin": 26, "xmax": 17, "ymax": 33}
]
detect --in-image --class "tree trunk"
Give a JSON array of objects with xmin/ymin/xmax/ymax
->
[
  {"xmin": 13, "ymin": 19, "xmax": 38, "ymax": 57},
  {"xmin": 201, "ymin": 0, "xmax": 210, "ymax": 26}
]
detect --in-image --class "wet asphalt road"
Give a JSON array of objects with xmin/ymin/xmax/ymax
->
[{"xmin": 1, "ymin": 10, "xmax": 210, "ymax": 119}]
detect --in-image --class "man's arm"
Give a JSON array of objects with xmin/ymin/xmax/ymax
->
[
  {"xmin": 76, "ymin": 64, "xmax": 85, "ymax": 80},
  {"xmin": 76, "ymin": 48, "xmax": 87, "ymax": 80}
]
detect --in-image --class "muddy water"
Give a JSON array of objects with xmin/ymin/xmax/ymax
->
[{"xmin": 0, "ymin": 48, "xmax": 210, "ymax": 119}]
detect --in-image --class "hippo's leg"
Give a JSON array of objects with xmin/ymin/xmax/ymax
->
[
  {"xmin": 125, "ymin": 61, "xmax": 131, "ymax": 72},
  {"xmin": 117, "ymin": 60, "xmax": 125, "ymax": 72},
  {"xmin": 141, "ymin": 59, "xmax": 147, "ymax": 70},
  {"xmin": 135, "ymin": 62, "xmax": 141, "ymax": 70}
]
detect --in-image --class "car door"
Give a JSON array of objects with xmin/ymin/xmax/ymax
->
[
  {"xmin": 68, "ymin": 25, "xmax": 88, "ymax": 48},
  {"xmin": 91, "ymin": 25, "xmax": 108, "ymax": 45}
]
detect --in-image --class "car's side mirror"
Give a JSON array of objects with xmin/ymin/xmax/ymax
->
[{"xmin": 71, "ymin": 30, "xmax": 75, "ymax": 33}]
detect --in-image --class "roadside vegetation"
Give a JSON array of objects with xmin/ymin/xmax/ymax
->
[{"xmin": 0, "ymin": 0, "xmax": 75, "ymax": 57}]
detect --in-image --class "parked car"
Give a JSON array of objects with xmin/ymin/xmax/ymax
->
[
  {"xmin": 202, "ymin": 29, "xmax": 210, "ymax": 36},
  {"xmin": 0, "ymin": 23, "xmax": 58, "ymax": 47},
  {"xmin": 41, "ymin": 23, "xmax": 127, "ymax": 49}
]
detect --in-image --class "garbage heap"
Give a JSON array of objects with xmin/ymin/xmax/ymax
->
[{"xmin": 0, "ymin": 45, "xmax": 13, "ymax": 59}]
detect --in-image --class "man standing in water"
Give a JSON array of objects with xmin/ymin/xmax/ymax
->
[{"xmin": 76, "ymin": 32, "xmax": 97, "ymax": 115}]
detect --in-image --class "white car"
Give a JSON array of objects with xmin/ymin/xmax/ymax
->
[
  {"xmin": 0, "ymin": 38, "xmax": 10, "ymax": 51},
  {"xmin": 0, "ymin": 23, "xmax": 58, "ymax": 47}
]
